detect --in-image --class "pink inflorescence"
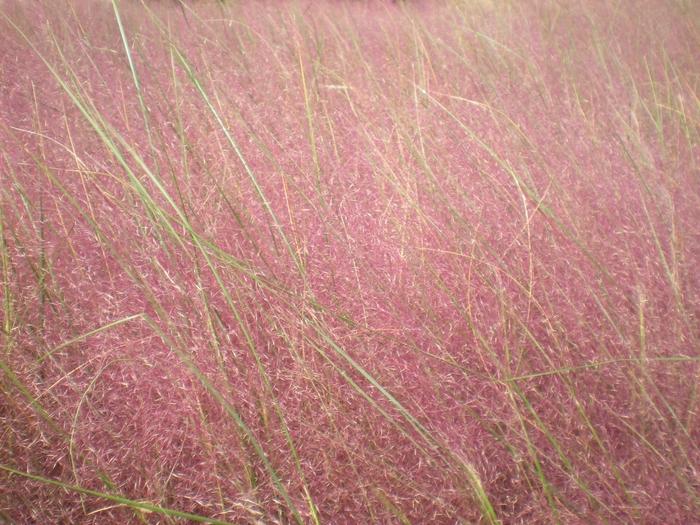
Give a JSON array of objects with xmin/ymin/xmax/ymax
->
[{"xmin": 1, "ymin": 1, "xmax": 699, "ymax": 523}]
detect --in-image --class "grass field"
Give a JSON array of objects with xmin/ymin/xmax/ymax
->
[{"xmin": 1, "ymin": 0, "xmax": 699, "ymax": 523}]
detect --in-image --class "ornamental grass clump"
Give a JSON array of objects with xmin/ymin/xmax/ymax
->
[{"xmin": 1, "ymin": 0, "xmax": 699, "ymax": 523}]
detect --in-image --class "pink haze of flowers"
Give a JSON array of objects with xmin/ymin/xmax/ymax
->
[{"xmin": 0, "ymin": 0, "xmax": 699, "ymax": 523}]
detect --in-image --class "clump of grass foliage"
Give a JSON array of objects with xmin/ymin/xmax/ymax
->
[{"xmin": 1, "ymin": 0, "xmax": 699, "ymax": 522}]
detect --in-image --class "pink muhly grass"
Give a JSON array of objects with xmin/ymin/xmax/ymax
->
[{"xmin": 1, "ymin": 0, "xmax": 699, "ymax": 523}]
